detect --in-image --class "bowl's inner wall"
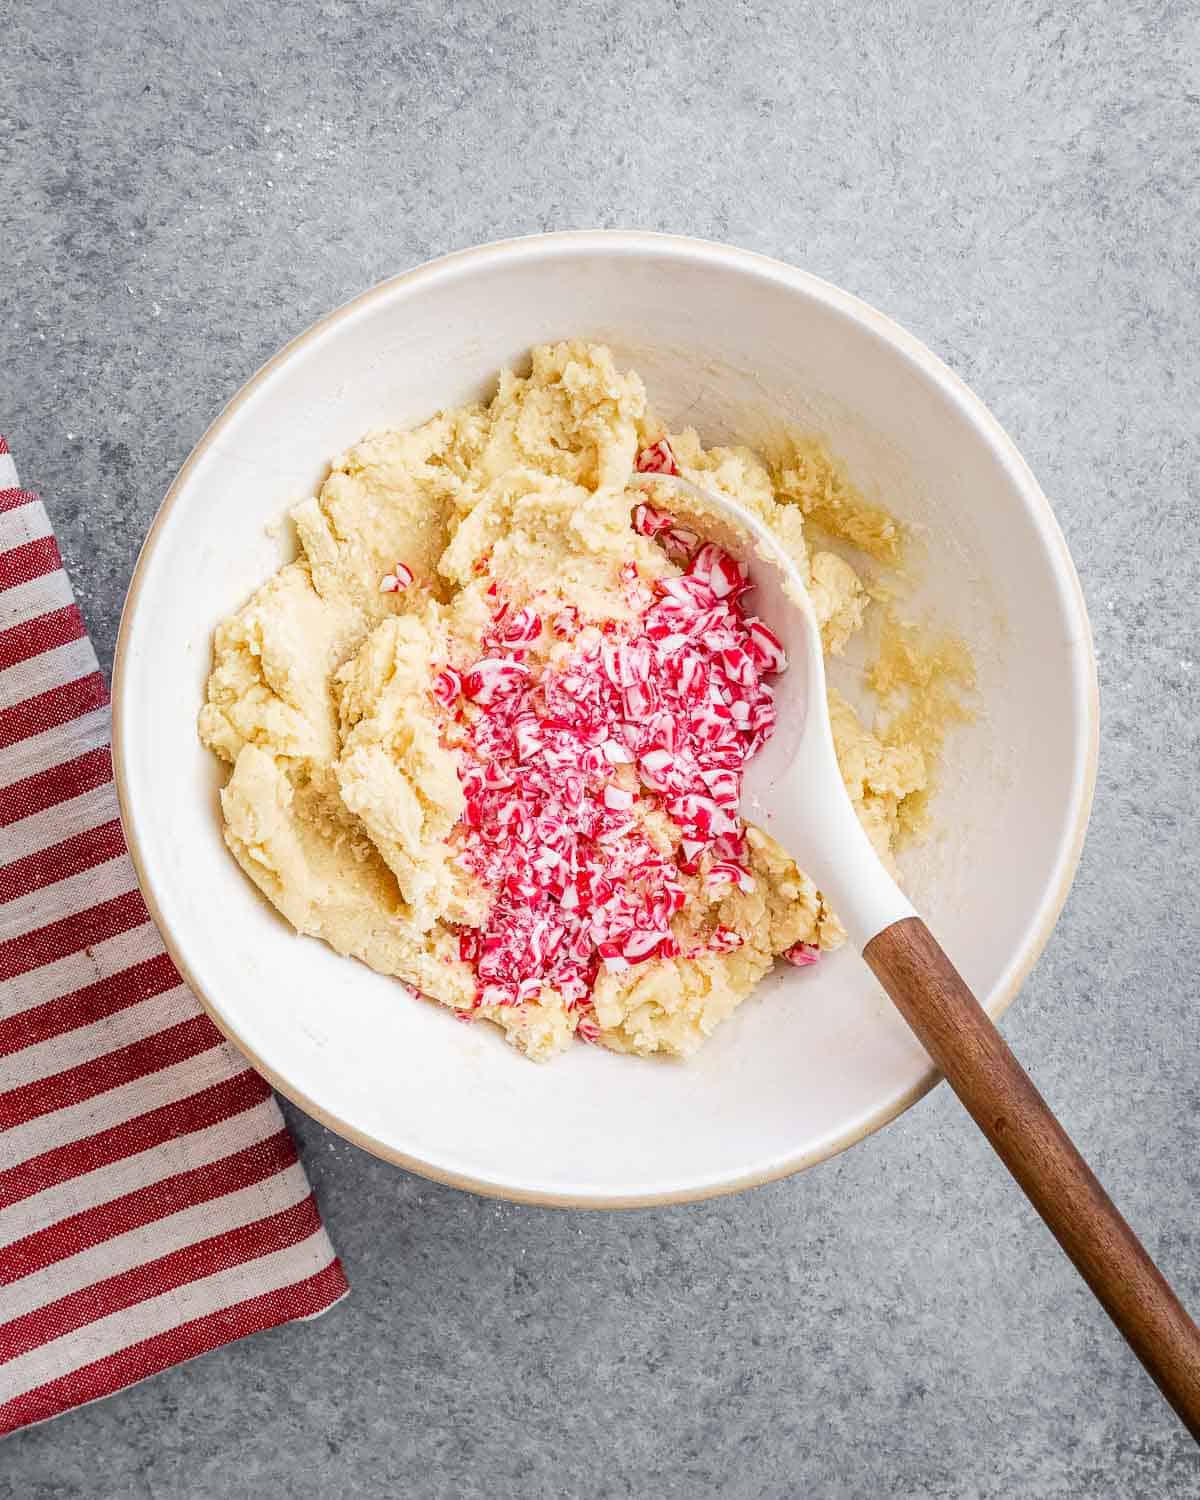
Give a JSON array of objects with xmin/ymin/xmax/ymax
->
[{"xmin": 119, "ymin": 242, "xmax": 1091, "ymax": 1201}]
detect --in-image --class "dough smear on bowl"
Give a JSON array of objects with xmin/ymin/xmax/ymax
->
[{"xmin": 199, "ymin": 342, "xmax": 967, "ymax": 1060}]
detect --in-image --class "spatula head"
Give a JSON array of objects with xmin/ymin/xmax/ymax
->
[
  {"xmin": 637, "ymin": 472, "xmax": 915, "ymax": 950},
  {"xmin": 636, "ymin": 473, "xmax": 824, "ymax": 819}
]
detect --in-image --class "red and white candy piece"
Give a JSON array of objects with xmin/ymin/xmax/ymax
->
[
  {"xmin": 633, "ymin": 502, "xmax": 674, "ymax": 537},
  {"xmin": 621, "ymin": 929, "xmax": 666, "ymax": 963},
  {"xmin": 551, "ymin": 605, "xmax": 580, "ymax": 639},
  {"xmin": 597, "ymin": 941, "xmax": 630, "ymax": 973},
  {"xmin": 634, "ymin": 438, "xmax": 679, "ymax": 476},
  {"xmin": 500, "ymin": 606, "xmax": 542, "ymax": 644},
  {"xmin": 783, "ymin": 942, "xmax": 821, "ymax": 967},
  {"xmin": 463, "ymin": 658, "xmax": 530, "ymax": 705},
  {"xmin": 690, "ymin": 542, "xmax": 747, "ymax": 601},
  {"xmin": 379, "ymin": 561, "xmax": 414, "ymax": 593},
  {"xmin": 708, "ymin": 925, "xmax": 745, "ymax": 953},
  {"xmin": 745, "ymin": 619, "xmax": 788, "ymax": 673},
  {"xmin": 705, "ymin": 861, "xmax": 756, "ymax": 895},
  {"xmin": 432, "ymin": 667, "xmax": 462, "ymax": 710}
]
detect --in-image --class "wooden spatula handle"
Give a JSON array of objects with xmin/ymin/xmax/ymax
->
[{"xmin": 864, "ymin": 916, "xmax": 1200, "ymax": 1438}]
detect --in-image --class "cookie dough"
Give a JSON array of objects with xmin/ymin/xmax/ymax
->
[{"xmin": 199, "ymin": 342, "xmax": 953, "ymax": 1061}]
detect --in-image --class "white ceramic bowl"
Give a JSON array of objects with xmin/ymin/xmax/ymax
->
[{"xmin": 113, "ymin": 232, "xmax": 1097, "ymax": 1207}]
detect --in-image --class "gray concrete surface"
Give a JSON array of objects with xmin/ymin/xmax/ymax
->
[{"xmin": 3, "ymin": 1, "xmax": 1199, "ymax": 1494}]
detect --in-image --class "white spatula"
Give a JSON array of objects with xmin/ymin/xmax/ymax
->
[{"xmin": 641, "ymin": 471, "xmax": 1200, "ymax": 1438}]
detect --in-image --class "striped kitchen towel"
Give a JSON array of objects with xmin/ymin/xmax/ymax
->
[{"xmin": 0, "ymin": 436, "xmax": 349, "ymax": 1435}]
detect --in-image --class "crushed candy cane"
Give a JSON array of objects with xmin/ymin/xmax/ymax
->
[
  {"xmin": 633, "ymin": 501, "xmax": 674, "ymax": 537},
  {"xmin": 380, "ymin": 561, "xmax": 414, "ymax": 593},
  {"xmin": 634, "ymin": 438, "xmax": 679, "ymax": 476},
  {"xmin": 463, "ymin": 658, "xmax": 530, "ymax": 705},
  {"xmin": 437, "ymin": 518, "xmax": 801, "ymax": 1039},
  {"xmin": 705, "ymin": 861, "xmax": 756, "ymax": 895},
  {"xmin": 708, "ymin": 925, "xmax": 745, "ymax": 953},
  {"xmin": 431, "ymin": 667, "xmax": 462, "ymax": 710},
  {"xmin": 783, "ymin": 942, "xmax": 821, "ymax": 967}
]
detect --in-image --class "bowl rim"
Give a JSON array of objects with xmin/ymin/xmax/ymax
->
[{"xmin": 112, "ymin": 229, "xmax": 1100, "ymax": 1208}]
